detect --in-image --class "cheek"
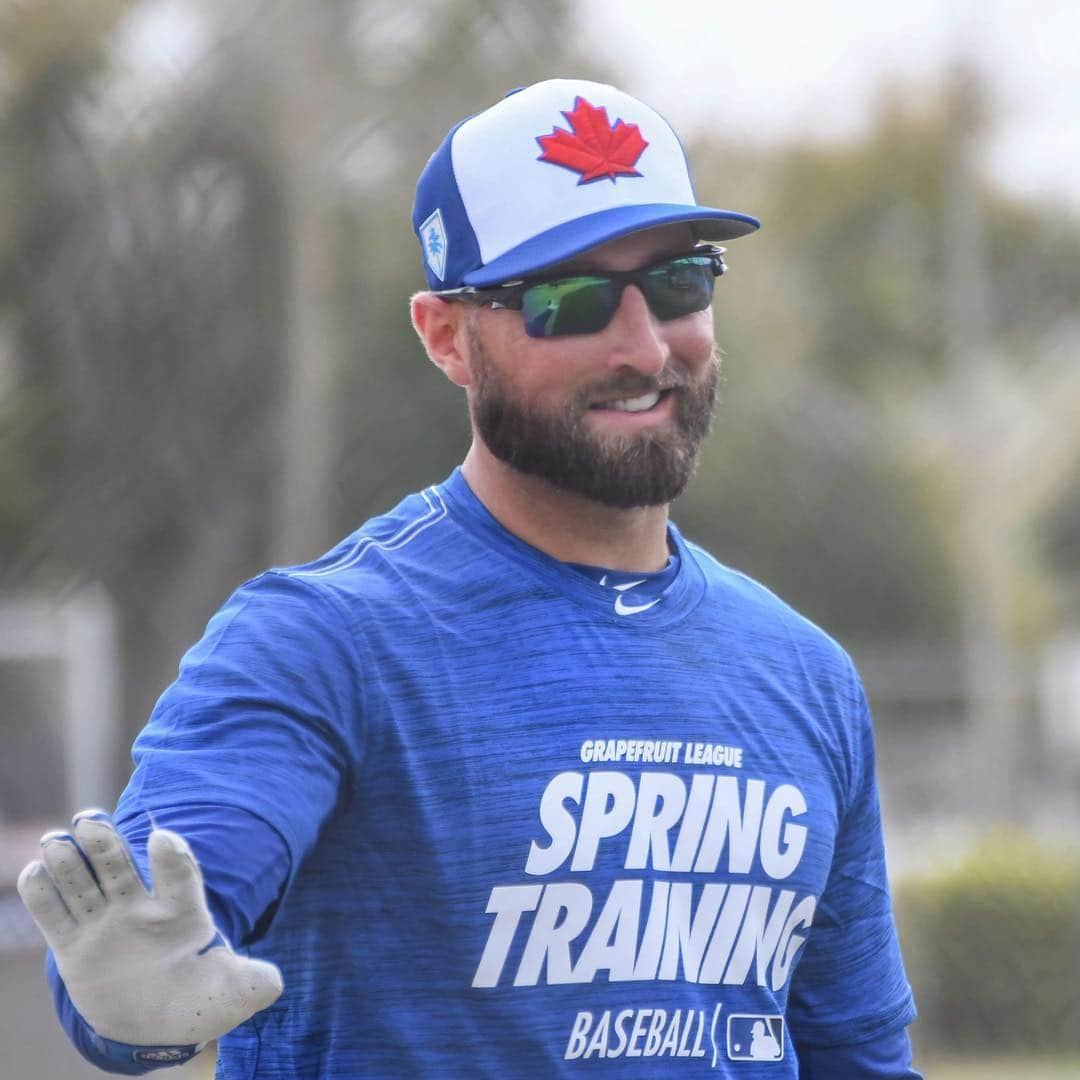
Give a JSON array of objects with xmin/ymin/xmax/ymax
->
[
  {"xmin": 485, "ymin": 319, "xmax": 585, "ymax": 397},
  {"xmin": 667, "ymin": 310, "xmax": 716, "ymax": 368}
]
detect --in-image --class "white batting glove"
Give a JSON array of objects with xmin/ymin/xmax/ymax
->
[{"xmin": 17, "ymin": 810, "xmax": 283, "ymax": 1054}]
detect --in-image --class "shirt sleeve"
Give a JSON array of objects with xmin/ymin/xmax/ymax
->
[
  {"xmin": 116, "ymin": 569, "xmax": 364, "ymax": 881},
  {"xmin": 47, "ymin": 567, "xmax": 361, "ymax": 1074},
  {"xmin": 796, "ymin": 1023, "xmax": 923, "ymax": 1079},
  {"xmin": 47, "ymin": 804, "xmax": 291, "ymax": 1073},
  {"xmin": 786, "ymin": 674, "xmax": 918, "ymax": 1067},
  {"xmin": 112, "ymin": 805, "xmax": 292, "ymax": 946}
]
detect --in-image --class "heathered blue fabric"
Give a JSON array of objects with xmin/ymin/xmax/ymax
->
[{"xmin": 67, "ymin": 468, "xmax": 916, "ymax": 1078}]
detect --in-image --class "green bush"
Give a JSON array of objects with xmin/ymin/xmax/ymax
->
[{"xmin": 895, "ymin": 831, "xmax": 1080, "ymax": 1055}]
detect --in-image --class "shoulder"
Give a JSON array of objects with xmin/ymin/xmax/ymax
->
[
  {"xmin": 683, "ymin": 537, "xmax": 861, "ymax": 690},
  {"xmin": 238, "ymin": 483, "xmax": 456, "ymax": 613},
  {"xmin": 176, "ymin": 486, "xmax": 447, "ymax": 666},
  {"xmin": 685, "ymin": 539, "xmax": 846, "ymax": 644},
  {"xmin": 279, "ymin": 482, "xmax": 449, "ymax": 577},
  {"xmin": 682, "ymin": 539, "xmax": 874, "ymax": 805}
]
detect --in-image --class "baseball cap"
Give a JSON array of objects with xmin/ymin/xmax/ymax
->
[{"xmin": 412, "ymin": 78, "xmax": 760, "ymax": 291}]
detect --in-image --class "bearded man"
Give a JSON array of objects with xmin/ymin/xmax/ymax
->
[{"xmin": 20, "ymin": 79, "xmax": 921, "ymax": 1078}]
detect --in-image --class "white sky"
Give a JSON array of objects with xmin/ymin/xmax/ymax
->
[
  {"xmin": 576, "ymin": 0, "xmax": 1080, "ymax": 219},
  {"xmin": 123, "ymin": 0, "xmax": 1080, "ymax": 220}
]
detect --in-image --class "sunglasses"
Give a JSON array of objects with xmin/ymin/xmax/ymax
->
[{"xmin": 434, "ymin": 245, "xmax": 726, "ymax": 338}]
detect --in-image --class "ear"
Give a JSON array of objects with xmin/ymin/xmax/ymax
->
[{"xmin": 410, "ymin": 292, "xmax": 472, "ymax": 388}]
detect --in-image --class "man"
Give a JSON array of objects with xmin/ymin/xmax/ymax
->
[{"xmin": 19, "ymin": 79, "xmax": 921, "ymax": 1077}]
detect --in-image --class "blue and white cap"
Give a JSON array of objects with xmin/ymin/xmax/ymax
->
[{"xmin": 412, "ymin": 78, "xmax": 760, "ymax": 290}]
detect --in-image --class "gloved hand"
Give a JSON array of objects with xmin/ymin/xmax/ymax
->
[{"xmin": 17, "ymin": 809, "xmax": 283, "ymax": 1054}]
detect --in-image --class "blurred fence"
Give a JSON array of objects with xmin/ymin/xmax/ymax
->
[
  {"xmin": 858, "ymin": 637, "xmax": 1080, "ymax": 863},
  {"xmin": 858, "ymin": 638, "xmax": 1080, "ymax": 1064},
  {"xmin": 0, "ymin": 588, "xmax": 121, "ymax": 819},
  {"xmin": 0, "ymin": 588, "xmax": 198, "ymax": 1078}
]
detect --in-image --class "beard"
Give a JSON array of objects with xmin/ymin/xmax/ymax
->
[{"xmin": 467, "ymin": 324, "xmax": 720, "ymax": 509}]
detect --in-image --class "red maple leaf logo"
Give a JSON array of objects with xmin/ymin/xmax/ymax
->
[{"xmin": 536, "ymin": 97, "xmax": 649, "ymax": 184}]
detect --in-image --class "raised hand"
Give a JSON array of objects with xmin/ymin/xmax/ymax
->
[{"xmin": 17, "ymin": 810, "xmax": 283, "ymax": 1051}]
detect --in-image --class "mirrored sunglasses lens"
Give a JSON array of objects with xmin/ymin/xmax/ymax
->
[
  {"xmin": 643, "ymin": 256, "xmax": 715, "ymax": 319},
  {"xmin": 521, "ymin": 277, "xmax": 617, "ymax": 338}
]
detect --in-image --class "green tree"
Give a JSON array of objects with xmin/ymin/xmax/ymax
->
[{"xmin": 1, "ymin": 0, "xmax": 586, "ymax": 754}]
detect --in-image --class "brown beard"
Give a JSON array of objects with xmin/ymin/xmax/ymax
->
[{"xmin": 467, "ymin": 322, "xmax": 720, "ymax": 508}]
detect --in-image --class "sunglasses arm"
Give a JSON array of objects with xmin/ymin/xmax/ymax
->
[{"xmin": 432, "ymin": 284, "xmax": 526, "ymax": 311}]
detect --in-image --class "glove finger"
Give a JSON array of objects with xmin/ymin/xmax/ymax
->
[
  {"xmin": 154, "ymin": 955, "xmax": 283, "ymax": 1046},
  {"xmin": 214, "ymin": 955, "xmax": 284, "ymax": 1029},
  {"xmin": 40, "ymin": 832, "xmax": 105, "ymax": 919},
  {"xmin": 237, "ymin": 955, "xmax": 285, "ymax": 1010},
  {"xmin": 16, "ymin": 860, "xmax": 78, "ymax": 947},
  {"xmin": 147, "ymin": 828, "xmax": 208, "ymax": 916},
  {"xmin": 72, "ymin": 811, "xmax": 146, "ymax": 903}
]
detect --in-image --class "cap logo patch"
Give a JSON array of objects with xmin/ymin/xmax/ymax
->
[
  {"xmin": 420, "ymin": 208, "xmax": 447, "ymax": 281},
  {"xmin": 536, "ymin": 96, "xmax": 648, "ymax": 184}
]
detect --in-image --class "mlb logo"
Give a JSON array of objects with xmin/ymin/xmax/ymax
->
[{"xmin": 726, "ymin": 1014, "xmax": 784, "ymax": 1062}]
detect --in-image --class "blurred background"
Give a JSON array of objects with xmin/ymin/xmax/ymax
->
[{"xmin": 1, "ymin": 1, "xmax": 1078, "ymax": 1076}]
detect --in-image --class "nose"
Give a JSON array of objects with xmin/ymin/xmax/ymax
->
[{"xmin": 600, "ymin": 285, "xmax": 668, "ymax": 376}]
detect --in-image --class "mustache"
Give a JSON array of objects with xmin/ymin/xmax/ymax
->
[
  {"xmin": 575, "ymin": 352, "xmax": 720, "ymax": 407},
  {"xmin": 583, "ymin": 378, "xmax": 677, "ymax": 401}
]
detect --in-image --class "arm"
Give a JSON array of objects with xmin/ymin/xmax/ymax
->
[
  {"xmin": 24, "ymin": 570, "xmax": 361, "ymax": 1071},
  {"xmin": 787, "ymin": 674, "xmax": 921, "ymax": 1077}
]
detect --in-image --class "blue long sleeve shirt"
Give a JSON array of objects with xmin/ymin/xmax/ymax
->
[{"xmin": 49, "ymin": 469, "xmax": 921, "ymax": 1077}]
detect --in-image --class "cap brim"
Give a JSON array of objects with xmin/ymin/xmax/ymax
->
[{"xmin": 462, "ymin": 204, "xmax": 760, "ymax": 287}]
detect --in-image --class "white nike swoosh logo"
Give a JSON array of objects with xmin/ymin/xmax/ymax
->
[
  {"xmin": 610, "ymin": 580, "xmax": 661, "ymax": 616},
  {"xmin": 614, "ymin": 594, "xmax": 662, "ymax": 616}
]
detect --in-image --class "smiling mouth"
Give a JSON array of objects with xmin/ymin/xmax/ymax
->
[{"xmin": 589, "ymin": 389, "xmax": 672, "ymax": 413}]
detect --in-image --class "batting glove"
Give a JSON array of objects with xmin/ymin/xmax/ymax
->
[{"xmin": 17, "ymin": 810, "xmax": 283, "ymax": 1064}]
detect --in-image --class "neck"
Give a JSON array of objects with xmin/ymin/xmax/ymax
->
[{"xmin": 460, "ymin": 442, "xmax": 672, "ymax": 572}]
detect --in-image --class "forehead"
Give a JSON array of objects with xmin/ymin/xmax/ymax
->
[{"xmin": 548, "ymin": 223, "xmax": 697, "ymax": 275}]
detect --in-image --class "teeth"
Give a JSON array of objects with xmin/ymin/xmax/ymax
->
[{"xmin": 602, "ymin": 391, "xmax": 662, "ymax": 413}]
